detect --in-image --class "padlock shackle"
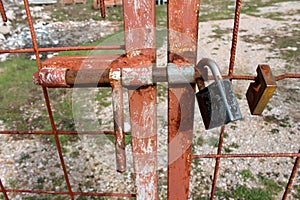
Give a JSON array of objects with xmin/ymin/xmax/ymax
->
[
  {"xmin": 196, "ymin": 58, "xmax": 235, "ymax": 121},
  {"xmin": 196, "ymin": 58, "xmax": 222, "ymax": 81}
]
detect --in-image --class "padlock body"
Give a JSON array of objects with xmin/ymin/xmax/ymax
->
[
  {"xmin": 196, "ymin": 79, "xmax": 242, "ymax": 130},
  {"xmin": 246, "ymin": 65, "xmax": 277, "ymax": 115}
]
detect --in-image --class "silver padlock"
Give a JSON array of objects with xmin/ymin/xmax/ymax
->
[{"xmin": 196, "ymin": 58, "xmax": 242, "ymax": 129}]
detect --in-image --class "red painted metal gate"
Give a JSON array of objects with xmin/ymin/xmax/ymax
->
[{"xmin": 0, "ymin": 0, "xmax": 299, "ymax": 199}]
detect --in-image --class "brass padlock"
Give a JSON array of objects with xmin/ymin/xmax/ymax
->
[
  {"xmin": 196, "ymin": 58, "xmax": 242, "ymax": 130},
  {"xmin": 246, "ymin": 64, "xmax": 277, "ymax": 115}
]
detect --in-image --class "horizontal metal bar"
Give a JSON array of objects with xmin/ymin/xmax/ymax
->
[
  {"xmin": 275, "ymin": 74, "xmax": 300, "ymax": 81},
  {"xmin": 35, "ymin": 67, "xmax": 300, "ymax": 88},
  {"xmin": 0, "ymin": 130, "xmax": 117, "ymax": 135},
  {"xmin": 192, "ymin": 152, "xmax": 300, "ymax": 159},
  {"xmin": 2, "ymin": 189, "xmax": 135, "ymax": 197},
  {"xmin": 207, "ymin": 74, "xmax": 300, "ymax": 81},
  {"xmin": 0, "ymin": 45, "xmax": 125, "ymax": 54}
]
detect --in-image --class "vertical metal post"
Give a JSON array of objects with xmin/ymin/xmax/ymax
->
[
  {"xmin": 167, "ymin": 0, "xmax": 200, "ymax": 199},
  {"xmin": 122, "ymin": 0, "xmax": 158, "ymax": 199}
]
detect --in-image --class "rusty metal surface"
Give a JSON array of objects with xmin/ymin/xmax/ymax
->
[
  {"xmin": 0, "ymin": 179, "xmax": 8, "ymax": 200},
  {"xmin": 167, "ymin": 0, "xmax": 199, "ymax": 199},
  {"xmin": 168, "ymin": 84, "xmax": 195, "ymax": 199},
  {"xmin": 0, "ymin": 45, "xmax": 124, "ymax": 54},
  {"xmin": 282, "ymin": 149, "xmax": 300, "ymax": 200},
  {"xmin": 34, "ymin": 67, "xmax": 300, "ymax": 88},
  {"xmin": 129, "ymin": 88, "xmax": 158, "ymax": 199},
  {"xmin": 122, "ymin": 65, "xmax": 153, "ymax": 86},
  {"xmin": 0, "ymin": 0, "xmax": 7, "ymax": 22},
  {"xmin": 192, "ymin": 152, "xmax": 300, "ymax": 159},
  {"xmin": 1, "ymin": 189, "xmax": 135, "ymax": 197},
  {"xmin": 168, "ymin": 0, "xmax": 200, "ymax": 63},
  {"xmin": 33, "ymin": 55, "xmax": 119, "ymax": 87},
  {"xmin": 228, "ymin": 0, "xmax": 242, "ymax": 76},
  {"xmin": 246, "ymin": 65, "xmax": 277, "ymax": 115},
  {"xmin": 109, "ymin": 66, "xmax": 126, "ymax": 173},
  {"xmin": 210, "ymin": 126, "xmax": 225, "ymax": 199},
  {"xmin": 0, "ymin": 0, "xmax": 299, "ymax": 199},
  {"xmin": 122, "ymin": 0, "xmax": 158, "ymax": 199},
  {"xmin": 42, "ymin": 55, "xmax": 118, "ymax": 70},
  {"xmin": 99, "ymin": 0, "xmax": 106, "ymax": 18},
  {"xmin": 37, "ymin": 67, "xmax": 69, "ymax": 87},
  {"xmin": 123, "ymin": 0, "xmax": 156, "ymax": 55},
  {"xmin": 24, "ymin": 0, "xmax": 75, "ymax": 198},
  {"xmin": 0, "ymin": 130, "xmax": 116, "ymax": 135}
]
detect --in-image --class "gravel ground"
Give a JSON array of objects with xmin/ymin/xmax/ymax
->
[{"xmin": 0, "ymin": 1, "xmax": 300, "ymax": 200}]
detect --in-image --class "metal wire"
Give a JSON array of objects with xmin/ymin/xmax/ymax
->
[
  {"xmin": 0, "ymin": 0, "xmax": 7, "ymax": 22},
  {"xmin": 2, "ymin": 189, "xmax": 136, "ymax": 197},
  {"xmin": 282, "ymin": 149, "xmax": 300, "ymax": 200},
  {"xmin": 0, "ymin": 130, "xmax": 115, "ymax": 135},
  {"xmin": 24, "ymin": 0, "xmax": 74, "ymax": 198},
  {"xmin": 99, "ymin": 0, "xmax": 106, "ymax": 18},
  {"xmin": 0, "ymin": 179, "xmax": 9, "ymax": 200},
  {"xmin": 228, "ymin": 0, "xmax": 242, "ymax": 76},
  {"xmin": 210, "ymin": 126, "xmax": 226, "ymax": 200},
  {"xmin": 0, "ymin": 45, "xmax": 124, "ymax": 54}
]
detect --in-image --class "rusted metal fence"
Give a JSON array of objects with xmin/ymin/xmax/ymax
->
[{"xmin": 0, "ymin": 0, "xmax": 299, "ymax": 199}]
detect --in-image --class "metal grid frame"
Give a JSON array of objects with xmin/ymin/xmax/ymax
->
[{"xmin": 0, "ymin": 0, "xmax": 299, "ymax": 199}]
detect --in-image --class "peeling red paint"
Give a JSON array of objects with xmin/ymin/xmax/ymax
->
[
  {"xmin": 38, "ymin": 67, "xmax": 69, "ymax": 88},
  {"xmin": 167, "ymin": 0, "xmax": 199, "ymax": 199},
  {"xmin": 129, "ymin": 88, "xmax": 158, "ymax": 200},
  {"xmin": 123, "ymin": 0, "xmax": 158, "ymax": 199}
]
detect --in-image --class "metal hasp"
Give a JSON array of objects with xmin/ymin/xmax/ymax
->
[
  {"xmin": 167, "ymin": 0, "xmax": 199, "ymax": 199},
  {"xmin": 196, "ymin": 58, "xmax": 242, "ymax": 130},
  {"xmin": 246, "ymin": 64, "xmax": 277, "ymax": 115},
  {"xmin": 109, "ymin": 67, "xmax": 126, "ymax": 173}
]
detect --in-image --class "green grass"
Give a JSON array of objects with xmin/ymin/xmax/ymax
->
[
  {"xmin": 215, "ymin": 170, "xmax": 283, "ymax": 199},
  {"xmin": 240, "ymin": 169, "xmax": 254, "ymax": 181},
  {"xmin": 156, "ymin": 5, "xmax": 168, "ymax": 27},
  {"xmin": 43, "ymin": 0, "xmax": 124, "ymax": 22},
  {"xmin": 0, "ymin": 57, "xmax": 42, "ymax": 130},
  {"xmin": 243, "ymin": 0, "xmax": 299, "ymax": 16},
  {"xmin": 216, "ymin": 185, "xmax": 273, "ymax": 200},
  {"xmin": 294, "ymin": 187, "xmax": 300, "ymax": 199},
  {"xmin": 258, "ymin": 175, "xmax": 283, "ymax": 194},
  {"xmin": 57, "ymin": 29, "xmax": 125, "ymax": 56},
  {"xmin": 199, "ymin": 0, "xmax": 236, "ymax": 22}
]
